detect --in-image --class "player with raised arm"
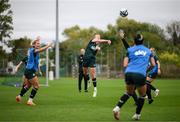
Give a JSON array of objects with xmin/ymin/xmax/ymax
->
[
  {"xmin": 83, "ymin": 34, "xmax": 111, "ymax": 97},
  {"xmin": 119, "ymin": 30, "xmax": 138, "ymax": 105},
  {"xmin": 16, "ymin": 37, "xmax": 52, "ymax": 106},
  {"xmin": 113, "ymin": 33, "xmax": 155, "ymax": 120}
]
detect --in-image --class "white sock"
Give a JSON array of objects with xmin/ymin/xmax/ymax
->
[
  {"xmin": 113, "ymin": 106, "xmax": 120, "ymax": 112},
  {"xmin": 28, "ymin": 98, "xmax": 33, "ymax": 102},
  {"xmin": 94, "ymin": 87, "xmax": 97, "ymax": 91}
]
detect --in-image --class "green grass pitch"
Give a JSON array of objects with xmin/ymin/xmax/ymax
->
[{"xmin": 0, "ymin": 77, "xmax": 180, "ymax": 122}]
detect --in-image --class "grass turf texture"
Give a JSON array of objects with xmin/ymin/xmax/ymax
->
[{"xmin": 0, "ymin": 77, "xmax": 180, "ymax": 122}]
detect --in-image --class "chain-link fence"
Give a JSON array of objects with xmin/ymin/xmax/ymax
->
[{"xmin": 60, "ymin": 48, "xmax": 126, "ymax": 78}]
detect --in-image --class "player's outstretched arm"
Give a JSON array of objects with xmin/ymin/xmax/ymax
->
[
  {"xmin": 35, "ymin": 42, "xmax": 52, "ymax": 53},
  {"xmin": 91, "ymin": 34, "xmax": 111, "ymax": 45},
  {"xmin": 119, "ymin": 30, "xmax": 130, "ymax": 50},
  {"xmin": 93, "ymin": 39, "xmax": 111, "ymax": 45},
  {"xmin": 15, "ymin": 61, "xmax": 23, "ymax": 73},
  {"xmin": 122, "ymin": 38, "xmax": 130, "ymax": 50},
  {"xmin": 157, "ymin": 60, "xmax": 161, "ymax": 75}
]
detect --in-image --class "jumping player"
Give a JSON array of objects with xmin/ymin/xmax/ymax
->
[
  {"xmin": 113, "ymin": 33, "xmax": 155, "ymax": 120},
  {"xmin": 16, "ymin": 37, "xmax": 52, "ymax": 106},
  {"xmin": 83, "ymin": 34, "xmax": 111, "ymax": 97}
]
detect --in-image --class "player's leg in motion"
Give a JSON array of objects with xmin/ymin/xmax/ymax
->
[
  {"xmin": 78, "ymin": 71, "xmax": 83, "ymax": 92},
  {"xmin": 146, "ymin": 76, "xmax": 156, "ymax": 90},
  {"xmin": 132, "ymin": 85, "xmax": 147, "ymax": 120},
  {"xmin": 90, "ymin": 67, "xmax": 97, "ymax": 97},
  {"xmin": 132, "ymin": 91, "xmax": 138, "ymax": 105},
  {"xmin": 113, "ymin": 85, "xmax": 135, "ymax": 120},
  {"xmin": 147, "ymin": 75, "xmax": 159, "ymax": 96},
  {"xmin": 16, "ymin": 77, "xmax": 31, "ymax": 102},
  {"xmin": 27, "ymin": 76, "xmax": 39, "ymax": 106},
  {"xmin": 146, "ymin": 81, "xmax": 153, "ymax": 104}
]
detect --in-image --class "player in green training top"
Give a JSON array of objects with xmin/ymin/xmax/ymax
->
[{"xmin": 83, "ymin": 34, "xmax": 111, "ymax": 97}]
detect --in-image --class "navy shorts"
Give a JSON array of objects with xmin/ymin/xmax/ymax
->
[
  {"xmin": 83, "ymin": 57, "xmax": 96, "ymax": 68},
  {"xmin": 147, "ymin": 70, "xmax": 158, "ymax": 79},
  {"xmin": 24, "ymin": 69, "xmax": 36, "ymax": 80},
  {"xmin": 125, "ymin": 73, "xmax": 146, "ymax": 87}
]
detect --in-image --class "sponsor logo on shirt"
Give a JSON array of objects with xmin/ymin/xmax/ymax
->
[{"xmin": 134, "ymin": 50, "xmax": 147, "ymax": 56}]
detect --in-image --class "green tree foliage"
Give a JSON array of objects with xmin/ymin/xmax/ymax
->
[
  {"xmin": 63, "ymin": 25, "xmax": 103, "ymax": 49},
  {"xmin": 61, "ymin": 18, "xmax": 180, "ymax": 78},
  {"xmin": 8, "ymin": 37, "xmax": 32, "ymax": 61},
  {"xmin": 159, "ymin": 51, "xmax": 180, "ymax": 78},
  {"xmin": 159, "ymin": 51, "xmax": 180, "ymax": 65},
  {"xmin": 0, "ymin": 0, "xmax": 13, "ymax": 42}
]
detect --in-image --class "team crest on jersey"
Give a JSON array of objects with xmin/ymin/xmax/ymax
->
[{"xmin": 134, "ymin": 50, "xmax": 147, "ymax": 56}]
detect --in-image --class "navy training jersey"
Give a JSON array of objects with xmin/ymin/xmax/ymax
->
[
  {"xmin": 125, "ymin": 45, "xmax": 153, "ymax": 76},
  {"xmin": 26, "ymin": 47, "xmax": 40, "ymax": 71},
  {"xmin": 150, "ymin": 54, "xmax": 159, "ymax": 73},
  {"xmin": 84, "ymin": 40, "xmax": 97, "ymax": 59}
]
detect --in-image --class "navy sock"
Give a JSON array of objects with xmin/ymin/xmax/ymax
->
[
  {"xmin": 30, "ymin": 88, "xmax": 38, "ymax": 99},
  {"xmin": 117, "ymin": 93, "xmax": 130, "ymax": 108},
  {"xmin": 92, "ymin": 78, "xmax": 97, "ymax": 87},
  {"xmin": 147, "ymin": 80, "xmax": 156, "ymax": 91},
  {"xmin": 20, "ymin": 86, "xmax": 29, "ymax": 97},
  {"xmin": 150, "ymin": 84, "xmax": 156, "ymax": 91},
  {"xmin": 136, "ymin": 95, "xmax": 146, "ymax": 114},
  {"xmin": 146, "ymin": 83, "xmax": 152, "ymax": 100},
  {"xmin": 132, "ymin": 92, "xmax": 138, "ymax": 104}
]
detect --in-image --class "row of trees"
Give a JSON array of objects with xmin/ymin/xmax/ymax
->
[{"xmin": 60, "ymin": 18, "xmax": 180, "ymax": 78}]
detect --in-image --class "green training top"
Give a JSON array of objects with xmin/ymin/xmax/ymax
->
[{"xmin": 84, "ymin": 40, "xmax": 97, "ymax": 59}]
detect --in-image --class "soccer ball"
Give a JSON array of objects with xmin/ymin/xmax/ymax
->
[{"xmin": 120, "ymin": 8, "xmax": 128, "ymax": 17}]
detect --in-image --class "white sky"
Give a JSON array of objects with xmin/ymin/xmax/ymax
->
[{"xmin": 10, "ymin": 0, "xmax": 180, "ymax": 43}]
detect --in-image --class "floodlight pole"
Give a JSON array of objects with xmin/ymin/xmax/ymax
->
[
  {"xmin": 46, "ymin": 48, "xmax": 49, "ymax": 86},
  {"xmin": 55, "ymin": 0, "xmax": 60, "ymax": 79}
]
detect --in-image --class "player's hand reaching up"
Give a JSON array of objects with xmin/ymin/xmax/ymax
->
[
  {"xmin": 119, "ymin": 29, "xmax": 125, "ymax": 39},
  {"xmin": 47, "ymin": 42, "xmax": 53, "ymax": 48}
]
